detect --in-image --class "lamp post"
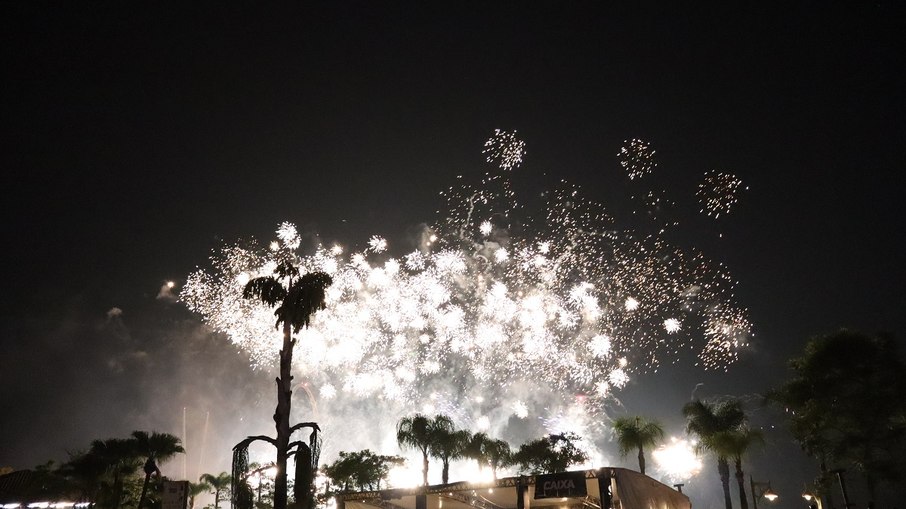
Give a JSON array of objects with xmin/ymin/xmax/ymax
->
[{"xmin": 750, "ymin": 476, "xmax": 778, "ymax": 509}]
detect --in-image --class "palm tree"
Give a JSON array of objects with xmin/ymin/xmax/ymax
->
[
  {"xmin": 484, "ymin": 439, "xmax": 512, "ymax": 480},
  {"xmin": 93, "ymin": 438, "xmax": 141, "ymax": 509},
  {"xmin": 397, "ymin": 414, "xmax": 454, "ymax": 485},
  {"xmin": 683, "ymin": 400, "xmax": 745, "ymax": 509},
  {"xmin": 613, "ymin": 416, "xmax": 665, "ymax": 475},
  {"xmin": 711, "ymin": 427, "xmax": 764, "ymax": 509},
  {"xmin": 200, "ymin": 472, "xmax": 231, "ymax": 509},
  {"xmin": 243, "ymin": 263, "xmax": 332, "ymax": 509},
  {"xmin": 131, "ymin": 431, "xmax": 185, "ymax": 509},
  {"xmin": 463, "ymin": 433, "xmax": 492, "ymax": 474},
  {"xmin": 429, "ymin": 422, "xmax": 469, "ymax": 484},
  {"xmin": 188, "ymin": 481, "xmax": 210, "ymax": 509}
]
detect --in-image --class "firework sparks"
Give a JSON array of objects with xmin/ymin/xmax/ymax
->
[
  {"xmin": 181, "ymin": 134, "xmax": 750, "ymax": 462},
  {"xmin": 697, "ymin": 171, "xmax": 746, "ymax": 218},
  {"xmin": 618, "ymin": 139, "xmax": 657, "ymax": 180},
  {"xmin": 652, "ymin": 437, "xmax": 702, "ymax": 482},
  {"xmin": 483, "ymin": 129, "xmax": 525, "ymax": 171}
]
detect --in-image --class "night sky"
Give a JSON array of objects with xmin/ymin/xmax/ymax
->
[{"xmin": 2, "ymin": 2, "xmax": 904, "ymax": 507}]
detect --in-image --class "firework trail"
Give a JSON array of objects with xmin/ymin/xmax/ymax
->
[{"xmin": 181, "ymin": 130, "xmax": 750, "ymax": 478}]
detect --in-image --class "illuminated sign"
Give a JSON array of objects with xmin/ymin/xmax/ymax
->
[{"xmin": 534, "ymin": 472, "xmax": 587, "ymax": 499}]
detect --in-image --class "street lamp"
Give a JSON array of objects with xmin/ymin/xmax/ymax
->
[{"xmin": 750, "ymin": 476, "xmax": 778, "ymax": 509}]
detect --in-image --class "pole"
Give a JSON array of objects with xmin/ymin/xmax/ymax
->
[
  {"xmin": 750, "ymin": 476, "xmax": 759, "ymax": 509},
  {"xmin": 832, "ymin": 470, "xmax": 851, "ymax": 509}
]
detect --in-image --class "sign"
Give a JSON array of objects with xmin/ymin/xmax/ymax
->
[
  {"xmin": 534, "ymin": 471, "xmax": 587, "ymax": 499},
  {"xmin": 162, "ymin": 480, "xmax": 189, "ymax": 509}
]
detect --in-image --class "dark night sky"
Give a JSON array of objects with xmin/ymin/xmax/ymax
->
[{"xmin": 2, "ymin": 2, "xmax": 905, "ymax": 507}]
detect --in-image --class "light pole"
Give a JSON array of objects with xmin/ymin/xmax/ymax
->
[{"xmin": 750, "ymin": 476, "xmax": 778, "ymax": 509}]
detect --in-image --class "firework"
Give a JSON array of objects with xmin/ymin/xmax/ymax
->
[
  {"xmin": 697, "ymin": 171, "xmax": 746, "ymax": 218},
  {"xmin": 181, "ymin": 135, "xmax": 750, "ymax": 465},
  {"xmin": 483, "ymin": 129, "xmax": 525, "ymax": 171},
  {"xmin": 652, "ymin": 437, "xmax": 702, "ymax": 482},
  {"xmin": 618, "ymin": 139, "xmax": 657, "ymax": 180}
]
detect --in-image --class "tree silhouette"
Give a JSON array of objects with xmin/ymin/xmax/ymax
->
[
  {"xmin": 512, "ymin": 433, "xmax": 587, "ymax": 474},
  {"xmin": 429, "ymin": 423, "xmax": 469, "ymax": 485},
  {"xmin": 200, "ymin": 472, "xmax": 231, "ymax": 509},
  {"xmin": 768, "ymin": 330, "xmax": 906, "ymax": 503},
  {"xmin": 397, "ymin": 414, "xmax": 454, "ymax": 485},
  {"xmin": 683, "ymin": 400, "xmax": 745, "ymax": 509},
  {"xmin": 131, "ymin": 431, "xmax": 184, "ymax": 509},
  {"xmin": 462, "ymin": 433, "xmax": 492, "ymax": 475},
  {"xmin": 322, "ymin": 450, "xmax": 404, "ymax": 492},
  {"xmin": 188, "ymin": 481, "xmax": 210, "ymax": 509},
  {"xmin": 484, "ymin": 439, "xmax": 513, "ymax": 480},
  {"xmin": 710, "ymin": 427, "xmax": 763, "ymax": 509},
  {"xmin": 243, "ymin": 259, "xmax": 332, "ymax": 509},
  {"xmin": 612, "ymin": 416, "xmax": 664, "ymax": 475}
]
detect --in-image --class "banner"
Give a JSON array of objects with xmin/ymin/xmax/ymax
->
[{"xmin": 534, "ymin": 471, "xmax": 587, "ymax": 499}]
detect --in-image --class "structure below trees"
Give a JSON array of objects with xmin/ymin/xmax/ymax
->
[{"xmin": 336, "ymin": 468, "xmax": 690, "ymax": 509}]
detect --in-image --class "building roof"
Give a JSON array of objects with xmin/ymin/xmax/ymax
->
[{"xmin": 337, "ymin": 468, "xmax": 690, "ymax": 509}]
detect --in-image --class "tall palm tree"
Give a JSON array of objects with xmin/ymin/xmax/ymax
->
[
  {"xmin": 463, "ymin": 433, "xmax": 493, "ymax": 474},
  {"xmin": 484, "ymin": 439, "xmax": 512, "ymax": 480},
  {"xmin": 131, "ymin": 431, "xmax": 185, "ymax": 509},
  {"xmin": 188, "ymin": 481, "xmax": 210, "ymax": 509},
  {"xmin": 711, "ymin": 427, "xmax": 764, "ymax": 509},
  {"xmin": 429, "ymin": 422, "xmax": 469, "ymax": 484},
  {"xmin": 683, "ymin": 400, "xmax": 745, "ymax": 509},
  {"xmin": 200, "ymin": 472, "xmax": 231, "ymax": 509},
  {"xmin": 397, "ymin": 414, "xmax": 454, "ymax": 485},
  {"xmin": 613, "ymin": 416, "xmax": 665, "ymax": 475},
  {"xmin": 243, "ymin": 262, "xmax": 332, "ymax": 509}
]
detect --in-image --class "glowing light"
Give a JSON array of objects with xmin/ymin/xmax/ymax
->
[
  {"xmin": 624, "ymin": 297, "xmax": 639, "ymax": 311},
  {"xmin": 182, "ymin": 134, "xmax": 751, "ymax": 463},
  {"xmin": 652, "ymin": 437, "xmax": 703, "ymax": 482},
  {"xmin": 663, "ymin": 318, "xmax": 681, "ymax": 334}
]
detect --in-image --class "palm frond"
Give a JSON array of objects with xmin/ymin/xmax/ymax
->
[{"xmin": 243, "ymin": 277, "xmax": 287, "ymax": 307}]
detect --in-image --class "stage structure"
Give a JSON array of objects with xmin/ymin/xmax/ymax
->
[{"xmin": 336, "ymin": 468, "xmax": 690, "ymax": 509}]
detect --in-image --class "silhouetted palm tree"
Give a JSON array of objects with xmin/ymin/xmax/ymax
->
[
  {"xmin": 429, "ymin": 421, "xmax": 468, "ymax": 484},
  {"xmin": 188, "ymin": 481, "xmax": 209, "ymax": 509},
  {"xmin": 463, "ymin": 433, "xmax": 493, "ymax": 474},
  {"xmin": 484, "ymin": 439, "xmax": 512, "ymax": 480},
  {"xmin": 711, "ymin": 427, "xmax": 763, "ymax": 509},
  {"xmin": 200, "ymin": 472, "xmax": 231, "ymax": 509},
  {"xmin": 243, "ymin": 262, "xmax": 332, "ymax": 509},
  {"xmin": 397, "ymin": 414, "xmax": 454, "ymax": 485},
  {"xmin": 683, "ymin": 400, "xmax": 745, "ymax": 509},
  {"xmin": 612, "ymin": 416, "xmax": 664, "ymax": 475},
  {"xmin": 132, "ymin": 431, "xmax": 184, "ymax": 509}
]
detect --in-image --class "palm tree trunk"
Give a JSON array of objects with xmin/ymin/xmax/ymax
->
[
  {"xmin": 735, "ymin": 459, "xmax": 748, "ymax": 509},
  {"xmin": 214, "ymin": 492, "xmax": 220, "ymax": 509},
  {"xmin": 274, "ymin": 320, "xmax": 293, "ymax": 509},
  {"xmin": 138, "ymin": 472, "xmax": 152, "ymax": 509},
  {"xmin": 718, "ymin": 458, "xmax": 733, "ymax": 509},
  {"xmin": 442, "ymin": 460, "xmax": 450, "ymax": 485},
  {"xmin": 421, "ymin": 450, "xmax": 429, "ymax": 486},
  {"xmin": 637, "ymin": 446, "xmax": 646, "ymax": 475}
]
